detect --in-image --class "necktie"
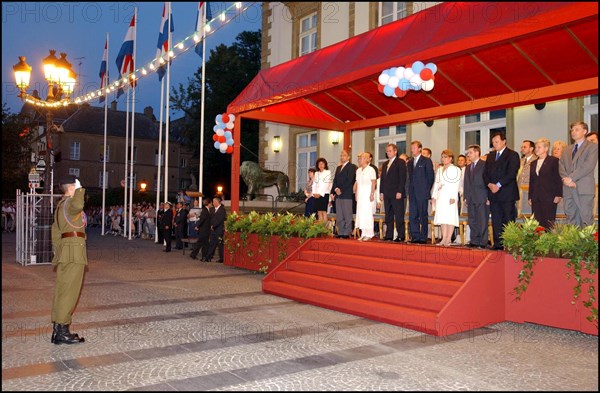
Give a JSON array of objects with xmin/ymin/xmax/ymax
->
[
  {"xmin": 572, "ymin": 143, "xmax": 578, "ymax": 159},
  {"xmin": 496, "ymin": 151, "xmax": 500, "ymax": 161}
]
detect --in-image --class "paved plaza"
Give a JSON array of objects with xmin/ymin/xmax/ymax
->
[{"xmin": 2, "ymin": 228, "xmax": 598, "ymax": 391}]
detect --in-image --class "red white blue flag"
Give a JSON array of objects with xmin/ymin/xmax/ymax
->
[
  {"xmin": 194, "ymin": 2, "xmax": 212, "ymax": 58},
  {"xmin": 156, "ymin": 2, "xmax": 174, "ymax": 82},
  {"xmin": 98, "ymin": 38, "xmax": 108, "ymax": 103},
  {"xmin": 115, "ymin": 14, "xmax": 136, "ymax": 97}
]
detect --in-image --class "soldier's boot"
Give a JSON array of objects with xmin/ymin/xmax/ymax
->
[{"xmin": 51, "ymin": 323, "xmax": 85, "ymax": 344}]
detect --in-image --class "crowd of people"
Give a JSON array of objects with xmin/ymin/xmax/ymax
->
[{"xmin": 301, "ymin": 121, "xmax": 598, "ymax": 250}]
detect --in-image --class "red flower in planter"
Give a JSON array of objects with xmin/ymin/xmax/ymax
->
[
  {"xmin": 594, "ymin": 232, "xmax": 598, "ymax": 242},
  {"xmin": 535, "ymin": 226, "xmax": 545, "ymax": 235}
]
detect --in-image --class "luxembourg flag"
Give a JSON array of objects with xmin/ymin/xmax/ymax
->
[
  {"xmin": 115, "ymin": 14, "xmax": 136, "ymax": 98},
  {"xmin": 98, "ymin": 38, "xmax": 108, "ymax": 103},
  {"xmin": 156, "ymin": 2, "xmax": 174, "ymax": 82},
  {"xmin": 194, "ymin": 2, "xmax": 212, "ymax": 58}
]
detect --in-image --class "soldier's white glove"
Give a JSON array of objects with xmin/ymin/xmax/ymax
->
[{"xmin": 74, "ymin": 178, "xmax": 82, "ymax": 189}]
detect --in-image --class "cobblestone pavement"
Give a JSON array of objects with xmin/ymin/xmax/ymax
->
[{"xmin": 2, "ymin": 229, "xmax": 598, "ymax": 391}]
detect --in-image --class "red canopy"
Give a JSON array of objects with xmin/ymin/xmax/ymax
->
[{"xmin": 227, "ymin": 2, "xmax": 598, "ymax": 211}]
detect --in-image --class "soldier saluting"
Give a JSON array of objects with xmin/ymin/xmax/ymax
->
[{"xmin": 50, "ymin": 175, "xmax": 86, "ymax": 344}]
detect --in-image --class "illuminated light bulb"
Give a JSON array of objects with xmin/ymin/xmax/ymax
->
[
  {"xmin": 168, "ymin": 50, "xmax": 174, "ymax": 58},
  {"xmin": 205, "ymin": 24, "xmax": 211, "ymax": 32},
  {"xmin": 149, "ymin": 62, "xmax": 156, "ymax": 70},
  {"xmin": 236, "ymin": 2, "xmax": 242, "ymax": 9},
  {"xmin": 193, "ymin": 34, "xmax": 200, "ymax": 43},
  {"xmin": 159, "ymin": 57, "xmax": 166, "ymax": 64},
  {"xmin": 177, "ymin": 42, "xmax": 184, "ymax": 50},
  {"xmin": 105, "ymin": 88, "xmax": 110, "ymax": 93},
  {"xmin": 220, "ymin": 12, "xmax": 226, "ymax": 21},
  {"xmin": 141, "ymin": 68, "xmax": 147, "ymax": 75},
  {"xmin": 110, "ymin": 86, "xmax": 115, "ymax": 91}
]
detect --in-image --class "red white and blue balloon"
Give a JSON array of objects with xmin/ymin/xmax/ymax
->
[
  {"xmin": 213, "ymin": 113, "xmax": 235, "ymax": 154},
  {"xmin": 377, "ymin": 61, "xmax": 437, "ymax": 98}
]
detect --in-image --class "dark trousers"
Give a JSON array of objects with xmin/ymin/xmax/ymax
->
[
  {"xmin": 163, "ymin": 227, "xmax": 172, "ymax": 251},
  {"xmin": 157, "ymin": 223, "xmax": 164, "ymax": 243},
  {"xmin": 383, "ymin": 196, "xmax": 405, "ymax": 240},
  {"xmin": 207, "ymin": 231, "xmax": 224, "ymax": 261},
  {"xmin": 409, "ymin": 195, "xmax": 430, "ymax": 242},
  {"xmin": 304, "ymin": 197, "xmax": 316, "ymax": 218},
  {"xmin": 467, "ymin": 202, "xmax": 489, "ymax": 247},
  {"xmin": 190, "ymin": 235, "xmax": 209, "ymax": 259},
  {"xmin": 532, "ymin": 200, "xmax": 558, "ymax": 230},
  {"xmin": 175, "ymin": 224, "xmax": 185, "ymax": 249},
  {"xmin": 490, "ymin": 201, "xmax": 517, "ymax": 247}
]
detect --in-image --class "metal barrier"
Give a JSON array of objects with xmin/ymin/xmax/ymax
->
[{"xmin": 16, "ymin": 190, "xmax": 61, "ymax": 266}]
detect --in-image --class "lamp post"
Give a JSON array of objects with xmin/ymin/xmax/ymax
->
[{"xmin": 13, "ymin": 51, "xmax": 76, "ymax": 264}]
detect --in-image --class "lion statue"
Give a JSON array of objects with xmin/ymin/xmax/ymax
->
[{"xmin": 240, "ymin": 161, "xmax": 289, "ymax": 199}]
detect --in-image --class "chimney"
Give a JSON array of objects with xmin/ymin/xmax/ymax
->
[
  {"xmin": 144, "ymin": 106, "xmax": 154, "ymax": 120},
  {"xmin": 110, "ymin": 100, "xmax": 117, "ymax": 111}
]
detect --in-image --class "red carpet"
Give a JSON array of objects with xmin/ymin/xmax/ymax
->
[{"xmin": 263, "ymin": 238, "xmax": 504, "ymax": 336}]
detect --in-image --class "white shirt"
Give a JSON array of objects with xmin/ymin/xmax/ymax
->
[{"xmin": 313, "ymin": 169, "xmax": 333, "ymax": 196}]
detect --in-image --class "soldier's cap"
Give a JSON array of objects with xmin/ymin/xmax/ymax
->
[
  {"xmin": 59, "ymin": 174, "xmax": 78, "ymax": 185},
  {"xmin": 165, "ymin": 201, "xmax": 173, "ymax": 206}
]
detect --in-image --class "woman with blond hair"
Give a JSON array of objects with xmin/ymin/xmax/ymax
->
[
  {"xmin": 353, "ymin": 152, "xmax": 377, "ymax": 241},
  {"xmin": 528, "ymin": 138, "xmax": 562, "ymax": 229},
  {"xmin": 552, "ymin": 140, "xmax": 567, "ymax": 159},
  {"xmin": 431, "ymin": 149, "xmax": 461, "ymax": 246}
]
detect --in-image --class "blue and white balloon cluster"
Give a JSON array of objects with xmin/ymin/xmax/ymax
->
[
  {"xmin": 377, "ymin": 61, "xmax": 437, "ymax": 98},
  {"xmin": 213, "ymin": 113, "xmax": 235, "ymax": 154}
]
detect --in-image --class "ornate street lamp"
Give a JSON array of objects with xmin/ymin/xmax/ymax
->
[{"xmin": 13, "ymin": 51, "xmax": 76, "ymax": 264}]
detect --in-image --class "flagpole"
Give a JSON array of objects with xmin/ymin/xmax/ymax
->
[
  {"xmin": 123, "ymin": 83, "xmax": 130, "ymax": 237},
  {"xmin": 164, "ymin": 1, "xmax": 172, "ymax": 204},
  {"xmin": 155, "ymin": 75, "xmax": 165, "ymax": 242},
  {"xmin": 199, "ymin": 2, "xmax": 207, "ymax": 198},
  {"xmin": 128, "ymin": 7, "xmax": 137, "ymax": 240},
  {"xmin": 101, "ymin": 32, "xmax": 109, "ymax": 236}
]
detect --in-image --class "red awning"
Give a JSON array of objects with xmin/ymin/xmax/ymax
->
[{"xmin": 228, "ymin": 2, "xmax": 598, "ymax": 130}]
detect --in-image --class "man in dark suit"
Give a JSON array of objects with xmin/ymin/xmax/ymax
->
[
  {"xmin": 379, "ymin": 143, "xmax": 407, "ymax": 242},
  {"xmin": 463, "ymin": 144, "xmax": 489, "ymax": 248},
  {"xmin": 407, "ymin": 141, "xmax": 435, "ymax": 244},
  {"xmin": 483, "ymin": 132, "xmax": 520, "ymax": 250},
  {"xmin": 173, "ymin": 202, "xmax": 187, "ymax": 249},
  {"xmin": 205, "ymin": 196, "xmax": 227, "ymax": 262},
  {"xmin": 161, "ymin": 201, "xmax": 174, "ymax": 252},
  {"xmin": 558, "ymin": 121, "xmax": 599, "ymax": 227},
  {"xmin": 331, "ymin": 150, "xmax": 357, "ymax": 239},
  {"xmin": 156, "ymin": 202, "xmax": 165, "ymax": 244},
  {"xmin": 529, "ymin": 138, "xmax": 562, "ymax": 229},
  {"xmin": 190, "ymin": 198, "xmax": 212, "ymax": 261}
]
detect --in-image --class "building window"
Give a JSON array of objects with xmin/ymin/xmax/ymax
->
[
  {"xmin": 68, "ymin": 168, "xmax": 80, "ymax": 177},
  {"xmin": 181, "ymin": 158, "xmax": 187, "ymax": 168},
  {"xmin": 99, "ymin": 144, "xmax": 110, "ymax": 162},
  {"xmin": 584, "ymin": 94, "xmax": 598, "ymax": 133},
  {"xmin": 154, "ymin": 149, "xmax": 165, "ymax": 165},
  {"xmin": 460, "ymin": 110, "xmax": 507, "ymax": 156},
  {"xmin": 375, "ymin": 125, "xmax": 406, "ymax": 168},
  {"xmin": 153, "ymin": 174, "xmax": 163, "ymax": 192},
  {"xmin": 296, "ymin": 131, "xmax": 318, "ymax": 191},
  {"xmin": 70, "ymin": 141, "xmax": 80, "ymax": 160},
  {"xmin": 126, "ymin": 173, "xmax": 137, "ymax": 188},
  {"xmin": 299, "ymin": 13, "xmax": 317, "ymax": 56},
  {"xmin": 99, "ymin": 171, "xmax": 108, "ymax": 188},
  {"xmin": 380, "ymin": 2, "xmax": 407, "ymax": 25}
]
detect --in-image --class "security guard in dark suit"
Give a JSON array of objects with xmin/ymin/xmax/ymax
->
[{"xmin": 50, "ymin": 174, "xmax": 86, "ymax": 344}]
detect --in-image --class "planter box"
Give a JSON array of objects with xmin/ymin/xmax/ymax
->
[
  {"xmin": 224, "ymin": 233, "xmax": 305, "ymax": 273},
  {"xmin": 504, "ymin": 255, "xmax": 598, "ymax": 335}
]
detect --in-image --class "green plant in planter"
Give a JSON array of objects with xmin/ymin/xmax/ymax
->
[
  {"xmin": 502, "ymin": 216, "xmax": 598, "ymax": 325},
  {"xmin": 224, "ymin": 211, "xmax": 331, "ymax": 273}
]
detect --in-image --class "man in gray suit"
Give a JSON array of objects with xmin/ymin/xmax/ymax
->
[
  {"xmin": 464, "ymin": 145, "xmax": 489, "ymax": 249},
  {"xmin": 559, "ymin": 121, "xmax": 599, "ymax": 227},
  {"xmin": 331, "ymin": 150, "xmax": 357, "ymax": 239}
]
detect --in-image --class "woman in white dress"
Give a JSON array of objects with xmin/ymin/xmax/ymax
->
[
  {"xmin": 353, "ymin": 152, "xmax": 377, "ymax": 241},
  {"xmin": 431, "ymin": 149, "xmax": 461, "ymax": 246}
]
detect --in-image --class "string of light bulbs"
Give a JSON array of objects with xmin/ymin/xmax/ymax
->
[{"xmin": 22, "ymin": 2, "xmax": 255, "ymax": 108}]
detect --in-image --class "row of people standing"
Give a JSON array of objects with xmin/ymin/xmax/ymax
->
[{"xmin": 157, "ymin": 197, "xmax": 227, "ymax": 262}]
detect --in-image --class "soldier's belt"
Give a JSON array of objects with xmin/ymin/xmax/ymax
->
[{"xmin": 61, "ymin": 232, "xmax": 86, "ymax": 239}]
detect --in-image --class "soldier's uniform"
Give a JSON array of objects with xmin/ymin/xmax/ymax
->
[{"xmin": 50, "ymin": 175, "xmax": 86, "ymax": 344}]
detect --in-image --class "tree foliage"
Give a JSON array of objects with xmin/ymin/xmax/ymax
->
[
  {"xmin": 2, "ymin": 104, "xmax": 35, "ymax": 199},
  {"xmin": 171, "ymin": 30, "xmax": 261, "ymax": 197}
]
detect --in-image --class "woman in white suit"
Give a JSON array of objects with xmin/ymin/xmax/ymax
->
[
  {"xmin": 431, "ymin": 149, "xmax": 461, "ymax": 246},
  {"xmin": 312, "ymin": 157, "xmax": 333, "ymax": 223},
  {"xmin": 354, "ymin": 152, "xmax": 377, "ymax": 241}
]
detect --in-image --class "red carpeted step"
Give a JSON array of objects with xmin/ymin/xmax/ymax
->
[
  {"xmin": 272, "ymin": 269, "xmax": 450, "ymax": 312},
  {"xmin": 263, "ymin": 280, "xmax": 440, "ymax": 335},
  {"xmin": 303, "ymin": 239, "xmax": 488, "ymax": 268},
  {"xmin": 292, "ymin": 252, "xmax": 475, "ymax": 281},
  {"xmin": 283, "ymin": 259, "xmax": 462, "ymax": 297}
]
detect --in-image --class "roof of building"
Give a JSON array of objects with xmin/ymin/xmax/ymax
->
[{"xmin": 21, "ymin": 103, "xmax": 187, "ymax": 142}]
